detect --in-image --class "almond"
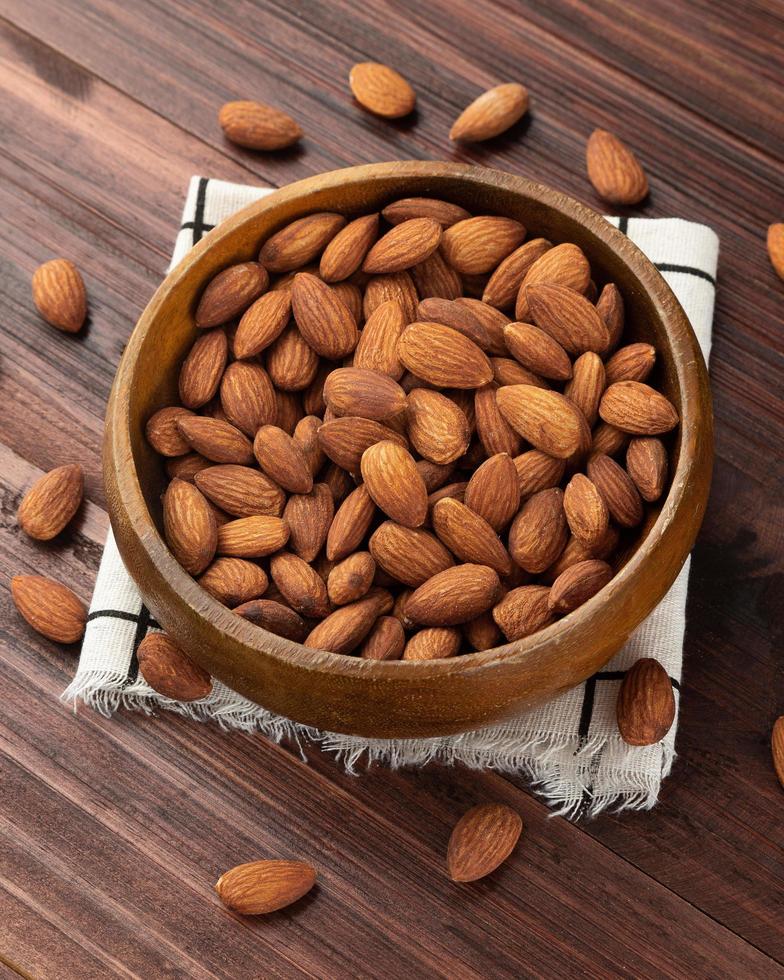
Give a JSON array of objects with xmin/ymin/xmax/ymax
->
[
  {"xmin": 303, "ymin": 362, "xmax": 331, "ymax": 417},
  {"xmin": 11, "ymin": 574, "xmax": 87, "ymax": 644},
  {"xmin": 427, "ymin": 481, "xmax": 467, "ymax": 516},
  {"xmin": 318, "ymin": 416, "xmax": 407, "ymax": 471},
  {"xmin": 216, "ymin": 515, "xmax": 289, "ymax": 558},
  {"xmin": 220, "ymin": 361, "xmax": 277, "ymax": 435},
  {"xmin": 369, "ymin": 521, "xmax": 455, "ymax": 587},
  {"xmin": 166, "ymin": 452, "xmax": 212, "ymax": 483},
  {"xmin": 626, "ymin": 437, "xmax": 668, "ymax": 502},
  {"xmin": 304, "ymin": 588, "xmax": 392, "ymax": 653},
  {"xmin": 512, "ymin": 450, "xmax": 566, "ymax": 497},
  {"xmin": 483, "ymin": 238, "xmax": 552, "ymax": 310},
  {"xmin": 326, "ymin": 485, "xmax": 376, "ymax": 562},
  {"xmin": 549, "ymin": 559, "xmax": 612, "ymax": 614},
  {"xmin": 542, "ymin": 527, "xmax": 619, "ymax": 584},
  {"xmin": 446, "ymin": 803, "xmax": 522, "ymax": 882},
  {"xmin": 233, "ymin": 599, "xmax": 309, "ymax": 642},
  {"xmin": 283, "ymin": 484, "xmax": 334, "ymax": 562},
  {"xmin": 291, "ymin": 272, "xmax": 358, "ymax": 359},
  {"xmin": 768, "ymin": 223, "xmax": 784, "ymax": 281},
  {"xmin": 137, "ymin": 632, "xmax": 212, "ymax": 700},
  {"xmin": 398, "ymin": 322, "xmax": 493, "ymax": 389},
  {"xmin": 382, "ymin": 197, "xmax": 471, "ymax": 228},
  {"xmin": 270, "ymin": 551, "xmax": 331, "ymax": 618},
  {"xmin": 508, "ymin": 488, "xmax": 568, "ymax": 573},
  {"xmin": 18, "ymin": 464, "xmax": 84, "ymax": 541},
  {"xmin": 463, "ymin": 611, "xmax": 503, "ymax": 651},
  {"xmin": 491, "ymin": 357, "xmax": 549, "ymax": 389},
  {"xmin": 504, "ymin": 321, "xmax": 572, "ymax": 381},
  {"xmin": 349, "ymin": 62, "xmax": 416, "ymax": 118},
  {"xmin": 319, "ymin": 213, "xmax": 379, "ymax": 282},
  {"xmin": 195, "ymin": 262, "xmax": 268, "ymax": 329},
  {"xmin": 275, "ymin": 390, "xmax": 305, "ymax": 435},
  {"xmin": 449, "ymin": 83, "xmax": 528, "ymax": 142},
  {"xmin": 771, "ymin": 717, "xmax": 784, "ymax": 789},
  {"xmin": 31, "ymin": 258, "xmax": 87, "ymax": 333},
  {"xmin": 163, "ymin": 478, "xmax": 218, "ymax": 574},
  {"xmin": 526, "ymin": 283, "xmax": 609, "ymax": 355},
  {"xmin": 353, "ymin": 300, "xmax": 408, "ymax": 379},
  {"xmin": 198, "ymin": 557, "xmax": 269, "ymax": 606},
  {"xmin": 362, "ymin": 218, "xmax": 442, "ymax": 274},
  {"xmin": 146, "ymin": 407, "xmax": 195, "ymax": 457},
  {"xmin": 440, "ymin": 217, "xmax": 526, "ymax": 275},
  {"xmin": 515, "ymin": 243, "xmax": 591, "ymax": 321},
  {"xmin": 253, "ymin": 425, "xmax": 313, "ymax": 493},
  {"xmin": 360, "ymin": 440, "xmax": 428, "ymax": 528},
  {"xmin": 195, "ymin": 464, "xmax": 284, "ymax": 518},
  {"xmin": 179, "ymin": 328, "xmax": 228, "ymax": 408},
  {"xmin": 604, "ymin": 343, "xmax": 656, "ymax": 384},
  {"xmin": 365, "ymin": 273, "xmax": 419, "ymax": 328},
  {"xmin": 293, "ymin": 415, "xmax": 326, "ymax": 476},
  {"xmin": 411, "ymin": 251, "xmax": 463, "ymax": 300},
  {"xmin": 599, "ymin": 381, "xmax": 679, "ymax": 435},
  {"xmin": 330, "ymin": 281, "xmax": 363, "ymax": 323},
  {"xmin": 616, "ymin": 658, "xmax": 675, "ymax": 745},
  {"xmin": 475, "ymin": 380, "xmax": 527, "ymax": 459},
  {"xmin": 177, "ymin": 416, "xmax": 254, "ymax": 465},
  {"xmin": 563, "ymin": 473, "xmax": 610, "ymax": 548},
  {"xmin": 455, "ymin": 299, "xmax": 510, "ymax": 355},
  {"xmin": 403, "ymin": 626, "xmax": 461, "ymax": 660},
  {"xmin": 405, "ymin": 564, "xmax": 501, "ymax": 626},
  {"xmin": 234, "ymin": 290, "xmax": 291, "ymax": 358},
  {"xmin": 323, "ymin": 367, "xmax": 407, "ymax": 421},
  {"xmin": 218, "ymin": 100, "xmax": 302, "ymax": 150},
  {"xmin": 406, "ymin": 388, "xmax": 471, "ymax": 464},
  {"xmin": 564, "ymin": 351, "xmax": 605, "ymax": 426},
  {"xmin": 266, "ymin": 325, "xmax": 319, "ymax": 392},
  {"xmin": 591, "ymin": 422, "xmax": 629, "ymax": 457},
  {"xmin": 215, "ymin": 860, "xmax": 316, "ymax": 915},
  {"xmin": 416, "ymin": 298, "xmax": 490, "ymax": 350},
  {"xmin": 493, "ymin": 585, "xmax": 553, "ymax": 640},
  {"xmin": 587, "ymin": 453, "xmax": 643, "ymax": 527},
  {"xmin": 327, "ymin": 551, "xmax": 376, "ymax": 605},
  {"xmin": 586, "ymin": 129, "xmax": 648, "ymax": 206},
  {"xmin": 496, "ymin": 385, "xmax": 590, "ymax": 459},
  {"xmin": 596, "ymin": 282, "xmax": 625, "ymax": 350},
  {"xmin": 464, "ymin": 453, "xmax": 520, "ymax": 532},
  {"xmin": 432, "ymin": 497, "xmax": 512, "ymax": 576},
  {"xmin": 320, "ymin": 461, "xmax": 354, "ymax": 506},
  {"xmin": 359, "ymin": 615, "xmax": 405, "ymax": 660},
  {"xmin": 417, "ymin": 458, "xmax": 457, "ymax": 493},
  {"xmin": 259, "ymin": 214, "xmax": 347, "ymax": 273}
]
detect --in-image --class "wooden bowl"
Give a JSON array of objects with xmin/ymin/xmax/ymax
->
[{"xmin": 104, "ymin": 161, "xmax": 712, "ymax": 738}]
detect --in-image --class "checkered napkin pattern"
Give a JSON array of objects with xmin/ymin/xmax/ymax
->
[{"xmin": 64, "ymin": 176, "xmax": 719, "ymax": 818}]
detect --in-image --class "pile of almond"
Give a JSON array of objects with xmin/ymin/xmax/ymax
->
[{"xmin": 146, "ymin": 198, "xmax": 679, "ymax": 663}]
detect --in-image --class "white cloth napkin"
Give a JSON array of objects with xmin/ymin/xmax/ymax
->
[{"xmin": 64, "ymin": 176, "xmax": 719, "ymax": 818}]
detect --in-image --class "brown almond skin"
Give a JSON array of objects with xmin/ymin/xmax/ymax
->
[
  {"xmin": 599, "ymin": 381, "xmax": 679, "ymax": 435},
  {"xmin": 483, "ymin": 238, "xmax": 552, "ymax": 310},
  {"xmin": 253, "ymin": 425, "xmax": 313, "ymax": 494},
  {"xmin": 455, "ymin": 299, "xmax": 510, "ymax": 355},
  {"xmin": 353, "ymin": 300, "xmax": 408, "ymax": 379},
  {"xmin": 768, "ymin": 223, "xmax": 784, "ymax": 281},
  {"xmin": 626, "ymin": 437, "xmax": 668, "ymax": 502},
  {"xmin": 349, "ymin": 62, "xmax": 416, "ymax": 118},
  {"xmin": 18, "ymin": 464, "xmax": 84, "ymax": 541},
  {"xmin": 293, "ymin": 415, "xmax": 326, "ymax": 477},
  {"xmin": 616, "ymin": 658, "xmax": 675, "ymax": 745},
  {"xmin": 326, "ymin": 485, "xmax": 376, "ymax": 562},
  {"xmin": 548, "ymin": 559, "xmax": 613, "ymax": 614},
  {"xmin": 509, "ymin": 488, "xmax": 568, "ymax": 574},
  {"xmin": 216, "ymin": 515, "xmax": 289, "ymax": 559},
  {"xmin": 605, "ymin": 343, "xmax": 656, "ymax": 384},
  {"xmin": 474, "ymin": 384, "xmax": 522, "ymax": 457},
  {"xmin": 327, "ymin": 552, "xmax": 376, "ymax": 606},
  {"xmin": 464, "ymin": 453, "xmax": 520, "ymax": 532},
  {"xmin": 215, "ymin": 860, "xmax": 316, "ymax": 915},
  {"xmin": 542, "ymin": 527, "xmax": 619, "ymax": 584},
  {"xmin": 166, "ymin": 452, "xmax": 212, "ymax": 484},
  {"xmin": 512, "ymin": 450, "xmax": 566, "ymax": 497},
  {"xmin": 407, "ymin": 388, "xmax": 471, "ymax": 465},
  {"xmin": 403, "ymin": 627, "xmax": 461, "ymax": 660},
  {"xmin": 504, "ymin": 321, "xmax": 572, "ymax": 381},
  {"xmin": 491, "ymin": 357, "xmax": 549, "ymax": 389},
  {"xmin": 220, "ymin": 361, "xmax": 277, "ymax": 435},
  {"xmin": 432, "ymin": 498, "xmax": 513, "ymax": 577},
  {"xmin": 197, "ymin": 558, "xmax": 268, "ymax": 606},
  {"xmin": 596, "ymin": 282, "xmax": 625, "ymax": 351},
  {"xmin": 320, "ymin": 213, "xmax": 379, "ymax": 282},
  {"xmin": 382, "ymin": 197, "xmax": 471, "ymax": 228},
  {"xmin": 233, "ymin": 599, "xmax": 310, "ymax": 643},
  {"xmin": 565, "ymin": 352, "xmax": 606, "ymax": 427},
  {"xmin": 496, "ymin": 385, "xmax": 590, "ymax": 459},
  {"xmin": 234, "ymin": 290, "xmax": 291, "ymax": 358},
  {"xmin": 463, "ymin": 611, "xmax": 503, "ymax": 651},
  {"xmin": 270, "ymin": 551, "xmax": 331, "ymax": 619},
  {"xmin": 586, "ymin": 129, "xmax": 649, "ymax": 206},
  {"xmin": 406, "ymin": 564, "xmax": 501, "ymax": 626},
  {"xmin": 275, "ymin": 390, "xmax": 305, "ymax": 435},
  {"xmin": 563, "ymin": 473, "xmax": 610, "ymax": 548},
  {"xmin": 32, "ymin": 258, "xmax": 87, "ymax": 333},
  {"xmin": 369, "ymin": 521, "xmax": 455, "ymax": 587},
  {"xmin": 266, "ymin": 325, "xmax": 319, "ymax": 392},
  {"xmin": 259, "ymin": 214, "xmax": 347, "ymax": 273},
  {"xmin": 446, "ymin": 803, "xmax": 522, "ymax": 882},
  {"xmin": 304, "ymin": 588, "xmax": 392, "ymax": 653},
  {"xmin": 360, "ymin": 440, "xmax": 428, "ymax": 528},
  {"xmin": 195, "ymin": 465, "xmax": 284, "ymax": 518},
  {"xmin": 291, "ymin": 272, "xmax": 359, "ymax": 359},
  {"xmin": 11, "ymin": 574, "xmax": 87, "ymax": 644},
  {"xmin": 441, "ymin": 217, "xmax": 527, "ymax": 276},
  {"xmin": 591, "ymin": 422, "xmax": 629, "ymax": 458},
  {"xmin": 218, "ymin": 100, "xmax": 302, "ymax": 150},
  {"xmin": 362, "ymin": 218, "xmax": 442, "ymax": 275},
  {"xmin": 178, "ymin": 328, "xmax": 228, "ymax": 409},
  {"xmin": 283, "ymin": 484, "xmax": 334, "ymax": 563},
  {"xmin": 177, "ymin": 416, "xmax": 255, "ymax": 465},
  {"xmin": 146, "ymin": 407, "xmax": 195, "ymax": 457},
  {"xmin": 359, "ymin": 615, "xmax": 406, "ymax": 660},
  {"xmin": 363, "ymin": 271, "xmax": 419, "ymax": 323},
  {"xmin": 587, "ymin": 453, "xmax": 644, "ymax": 527},
  {"xmin": 450, "ymin": 83, "xmax": 528, "ymax": 142},
  {"xmin": 416, "ymin": 298, "xmax": 491, "ymax": 350},
  {"xmin": 515, "ymin": 243, "xmax": 591, "ymax": 321},
  {"xmin": 137, "ymin": 632, "xmax": 212, "ymax": 701},
  {"xmin": 771, "ymin": 716, "xmax": 784, "ymax": 789},
  {"xmin": 526, "ymin": 283, "xmax": 610, "ymax": 355},
  {"xmin": 323, "ymin": 367, "xmax": 407, "ymax": 421},
  {"xmin": 317, "ymin": 416, "xmax": 407, "ymax": 472},
  {"xmin": 163, "ymin": 478, "xmax": 218, "ymax": 575},
  {"xmin": 195, "ymin": 262, "xmax": 268, "ymax": 329},
  {"xmin": 412, "ymin": 251, "xmax": 463, "ymax": 301},
  {"xmin": 493, "ymin": 585, "xmax": 554, "ymax": 641}
]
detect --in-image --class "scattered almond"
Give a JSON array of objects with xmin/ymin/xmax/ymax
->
[
  {"xmin": 449, "ymin": 83, "xmax": 529, "ymax": 143},
  {"xmin": 32, "ymin": 258, "xmax": 87, "ymax": 333},
  {"xmin": 218, "ymin": 101, "xmax": 302, "ymax": 150},
  {"xmin": 18, "ymin": 464, "xmax": 84, "ymax": 541},
  {"xmin": 586, "ymin": 129, "xmax": 649, "ymax": 205},
  {"xmin": 616, "ymin": 658, "xmax": 675, "ymax": 745},
  {"xmin": 446, "ymin": 803, "xmax": 522, "ymax": 881},
  {"xmin": 349, "ymin": 62, "xmax": 416, "ymax": 118},
  {"xmin": 11, "ymin": 574, "xmax": 87, "ymax": 644},
  {"xmin": 767, "ymin": 223, "xmax": 784, "ymax": 281},
  {"xmin": 215, "ymin": 860, "xmax": 316, "ymax": 915},
  {"xmin": 137, "ymin": 632, "xmax": 212, "ymax": 700}
]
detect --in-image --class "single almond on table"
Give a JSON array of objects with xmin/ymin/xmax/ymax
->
[
  {"xmin": 198, "ymin": 557, "xmax": 269, "ymax": 606},
  {"xmin": 587, "ymin": 452, "xmax": 644, "ymax": 527},
  {"xmin": 605, "ymin": 343, "xmax": 656, "ymax": 384},
  {"xmin": 290, "ymin": 272, "xmax": 358, "ymax": 359},
  {"xmin": 252, "ymin": 425, "xmax": 313, "ymax": 494},
  {"xmin": 403, "ymin": 626, "xmax": 462, "ymax": 660},
  {"xmin": 137, "ymin": 632, "xmax": 212, "ymax": 701},
  {"xmin": 363, "ymin": 270, "xmax": 419, "ymax": 323},
  {"xmin": 270, "ymin": 551, "xmax": 331, "ymax": 619},
  {"xmin": 215, "ymin": 860, "xmax": 316, "ymax": 915},
  {"xmin": 548, "ymin": 559, "xmax": 613, "ymax": 614},
  {"xmin": 509, "ymin": 488, "xmax": 568, "ymax": 573},
  {"xmin": 362, "ymin": 218, "xmax": 442, "ymax": 274},
  {"xmin": 563, "ymin": 473, "xmax": 610, "ymax": 548},
  {"xmin": 767, "ymin": 223, "xmax": 784, "ymax": 281},
  {"xmin": 369, "ymin": 521, "xmax": 454, "ymax": 587},
  {"xmin": 382, "ymin": 197, "xmax": 471, "ymax": 228},
  {"xmin": 483, "ymin": 238, "xmax": 552, "ymax": 310},
  {"xmin": 497, "ymin": 385, "xmax": 590, "ymax": 459},
  {"xmin": 441, "ymin": 217, "xmax": 526, "ymax": 275},
  {"xmin": 32, "ymin": 258, "xmax": 87, "ymax": 333},
  {"xmin": 432, "ymin": 498, "xmax": 513, "ymax": 577},
  {"xmin": 449, "ymin": 83, "xmax": 529, "ymax": 142},
  {"xmin": 599, "ymin": 381, "xmax": 679, "ymax": 435},
  {"xmin": 259, "ymin": 214, "xmax": 346, "ymax": 273},
  {"xmin": 195, "ymin": 262, "xmax": 268, "ymax": 329},
  {"xmin": 146, "ymin": 407, "xmax": 195, "ymax": 457},
  {"xmin": 304, "ymin": 588, "xmax": 392, "ymax": 653},
  {"xmin": 163, "ymin": 478, "xmax": 217, "ymax": 575},
  {"xmin": 179, "ymin": 328, "xmax": 228, "ymax": 408},
  {"xmin": 317, "ymin": 416, "xmax": 407, "ymax": 472},
  {"xmin": 234, "ymin": 290, "xmax": 291, "ymax": 358},
  {"xmin": 493, "ymin": 585, "xmax": 553, "ymax": 641},
  {"xmin": 515, "ymin": 243, "xmax": 591, "ymax": 321},
  {"xmin": 405, "ymin": 564, "xmax": 501, "ymax": 626},
  {"xmin": 327, "ymin": 551, "xmax": 376, "ymax": 606},
  {"xmin": 234, "ymin": 599, "xmax": 309, "ymax": 643},
  {"xmin": 446, "ymin": 803, "xmax": 522, "ymax": 882},
  {"xmin": 323, "ymin": 367, "xmax": 407, "ymax": 421},
  {"xmin": 349, "ymin": 61, "xmax": 416, "ymax": 118},
  {"xmin": 11, "ymin": 574, "xmax": 87, "ymax": 644},
  {"xmin": 283, "ymin": 484, "xmax": 334, "ymax": 563},
  {"xmin": 319, "ymin": 213, "xmax": 379, "ymax": 282},
  {"xmin": 177, "ymin": 416, "xmax": 255, "ymax": 465},
  {"xmin": 586, "ymin": 129, "xmax": 649, "ymax": 206},
  {"xmin": 464, "ymin": 453, "xmax": 520, "ymax": 532},
  {"xmin": 326, "ymin": 485, "xmax": 376, "ymax": 562},
  {"xmin": 616, "ymin": 658, "xmax": 675, "ymax": 745},
  {"xmin": 18, "ymin": 464, "xmax": 84, "ymax": 541},
  {"xmin": 771, "ymin": 717, "xmax": 784, "ymax": 790},
  {"xmin": 218, "ymin": 100, "xmax": 302, "ymax": 150},
  {"xmin": 626, "ymin": 437, "xmax": 668, "ymax": 502},
  {"xmin": 406, "ymin": 388, "xmax": 471, "ymax": 465},
  {"xmin": 360, "ymin": 440, "xmax": 428, "ymax": 528},
  {"xmin": 359, "ymin": 615, "xmax": 406, "ymax": 660}
]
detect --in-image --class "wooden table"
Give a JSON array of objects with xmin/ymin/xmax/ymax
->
[{"xmin": 2, "ymin": 1, "xmax": 782, "ymax": 976}]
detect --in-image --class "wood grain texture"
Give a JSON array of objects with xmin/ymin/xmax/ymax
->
[{"xmin": 1, "ymin": 1, "xmax": 783, "ymax": 976}]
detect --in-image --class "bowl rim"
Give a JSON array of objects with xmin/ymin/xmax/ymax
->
[{"xmin": 106, "ymin": 160, "xmax": 712, "ymax": 682}]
